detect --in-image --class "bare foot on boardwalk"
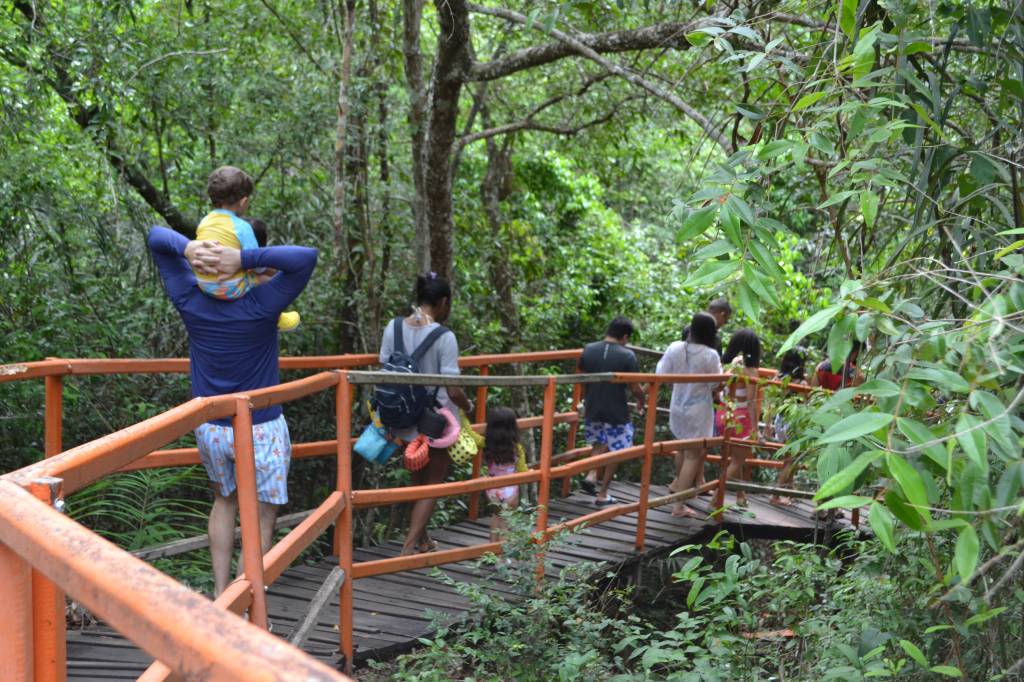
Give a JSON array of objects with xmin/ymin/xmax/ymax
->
[
  {"xmin": 671, "ymin": 502, "xmax": 699, "ymax": 518},
  {"xmin": 770, "ymin": 495, "xmax": 794, "ymax": 507}
]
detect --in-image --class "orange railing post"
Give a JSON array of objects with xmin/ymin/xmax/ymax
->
[
  {"xmin": 560, "ymin": 372, "xmax": 583, "ymax": 497},
  {"xmin": 335, "ymin": 372, "xmax": 355, "ymax": 676},
  {"xmin": 232, "ymin": 396, "xmax": 268, "ymax": 629},
  {"xmin": 0, "ymin": 540, "xmax": 34, "ymax": 680},
  {"xmin": 634, "ymin": 381, "xmax": 659, "ymax": 552},
  {"xmin": 44, "ymin": 370, "xmax": 63, "ymax": 457},
  {"xmin": 29, "ymin": 477, "xmax": 66, "ymax": 682},
  {"xmin": 468, "ymin": 365, "xmax": 490, "ymax": 520},
  {"xmin": 534, "ymin": 377, "xmax": 556, "ymax": 582},
  {"xmin": 713, "ymin": 438, "xmax": 731, "ymax": 523}
]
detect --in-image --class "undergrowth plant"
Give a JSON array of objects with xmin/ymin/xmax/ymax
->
[{"xmin": 372, "ymin": 509, "xmax": 632, "ymax": 681}]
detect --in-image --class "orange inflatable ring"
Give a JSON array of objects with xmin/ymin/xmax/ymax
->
[{"xmin": 404, "ymin": 435, "xmax": 430, "ymax": 472}]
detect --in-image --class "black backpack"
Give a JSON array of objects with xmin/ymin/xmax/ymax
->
[{"xmin": 374, "ymin": 317, "xmax": 451, "ymax": 430}]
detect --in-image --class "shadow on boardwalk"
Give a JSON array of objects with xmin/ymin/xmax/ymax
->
[{"xmin": 66, "ymin": 481, "xmax": 850, "ymax": 679}]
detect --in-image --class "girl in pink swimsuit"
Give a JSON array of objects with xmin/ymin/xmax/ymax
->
[{"xmin": 484, "ymin": 407, "xmax": 521, "ymax": 540}]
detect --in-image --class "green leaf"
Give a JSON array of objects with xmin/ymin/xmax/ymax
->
[
  {"xmin": 906, "ymin": 368, "xmax": 970, "ymax": 393},
  {"xmin": 779, "ymin": 303, "xmax": 844, "ymax": 353},
  {"xmin": 748, "ymin": 238, "xmax": 786, "ymax": 280},
  {"xmin": 956, "ymin": 413, "xmax": 988, "ymax": 473},
  {"xmin": 683, "ymin": 259, "xmax": 742, "ymax": 288},
  {"xmin": 899, "ymin": 640, "xmax": 928, "ymax": 668},
  {"xmin": 819, "ymin": 190, "xmax": 859, "ymax": 209},
  {"xmin": 678, "ymin": 206, "xmax": 718, "ymax": 243},
  {"xmin": 736, "ymin": 280, "xmax": 760, "ymax": 322},
  {"xmin": 855, "ymin": 313, "xmax": 874, "ymax": 342},
  {"xmin": 885, "ymin": 490, "xmax": 925, "ymax": 530},
  {"xmin": 964, "ymin": 607, "xmax": 1007, "ymax": 627},
  {"xmin": 885, "ymin": 454, "xmax": 930, "ymax": 515},
  {"xmin": 686, "ymin": 31, "xmax": 713, "ymax": 47},
  {"xmin": 819, "ymin": 412, "xmax": 893, "ymax": 444},
  {"xmin": 954, "ymin": 525, "xmax": 980, "ymax": 580},
  {"xmin": 838, "ymin": 0, "xmax": 857, "ymax": 39},
  {"xmin": 869, "ymin": 502, "xmax": 896, "ymax": 552},
  {"xmin": 793, "ymin": 91, "xmax": 829, "ymax": 111},
  {"xmin": 856, "ymin": 379, "xmax": 901, "ymax": 397},
  {"xmin": 817, "ymin": 494, "xmax": 875, "ymax": 511},
  {"xmin": 815, "ymin": 450, "xmax": 885, "ymax": 500},
  {"xmin": 860, "ymin": 190, "xmax": 879, "ymax": 227},
  {"xmin": 929, "ymin": 666, "xmax": 962, "ymax": 677},
  {"xmin": 995, "ymin": 240, "xmax": 1024, "ymax": 259},
  {"xmin": 694, "ymin": 239, "xmax": 734, "ymax": 260},
  {"xmin": 897, "ymin": 418, "xmax": 947, "ymax": 469},
  {"xmin": 720, "ymin": 203, "xmax": 742, "ymax": 245},
  {"xmin": 827, "ymin": 314, "xmax": 856, "ymax": 372},
  {"xmin": 725, "ymin": 194, "xmax": 755, "ymax": 225},
  {"xmin": 743, "ymin": 263, "xmax": 779, "ymax": 305}
]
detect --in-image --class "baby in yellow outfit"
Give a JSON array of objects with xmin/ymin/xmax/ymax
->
[{"xmin": 194, "ymin": 166, "xmax": 299, "ymax": 331}]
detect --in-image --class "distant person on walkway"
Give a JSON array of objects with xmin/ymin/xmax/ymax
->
[
  {"xmin": 717, "ymin": 328, "xmax": 763, "ymax": 507},
  {"xmin": 658, "ymin": 313, "xmax": 722, "ymax": 517},
  {"xmin": 482, "ymin": 407, "xmax": 522, "ymax": 540},
  {"xmin": 682, "ymin": 298, "xmax": 732, "ymax": 358},
  {"xmin": 579, "ymin": 316, "xmax": 646, "ymax": 507},
  {"xmin": 379, "ymin": 273, "xmax": 473, "ymax": 556},
  {"xmin": 191, "ymin": 166, "xmax": 300, "ymax": 332},
  {"xmin": 812, "ymin": 340, "xmax": 865, "ymax": 390},
  {"xmin": 147, "ymin": 224, "xmax": 317, "ymax": 596}
]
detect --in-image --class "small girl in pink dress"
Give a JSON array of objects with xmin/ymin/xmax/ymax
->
[{"xmin": 484, "ymin": 407, "xmax": 521, "ymax": 540}]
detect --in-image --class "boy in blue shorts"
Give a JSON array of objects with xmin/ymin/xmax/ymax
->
[{"xmin": 578, "ymin": 317, "xmax": 646, "ymax": 506}]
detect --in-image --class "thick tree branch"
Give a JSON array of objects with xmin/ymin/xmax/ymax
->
[
  {"xmin": 467, "ymin": 3, "xmax": 733, "ymax": 153},
  {"xmin": 468, "ymin": 12, "xmax": 702, "ymax": 82}
]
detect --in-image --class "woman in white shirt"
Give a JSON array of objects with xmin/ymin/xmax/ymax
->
[{"xmin": 657, "ymin": 313, "xmax": 722, "ymax": 517}]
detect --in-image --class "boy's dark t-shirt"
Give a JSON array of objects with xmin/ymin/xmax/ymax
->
[{"xmin": 579, "ymin": 341, "xmax": 639, "ymax": 425}]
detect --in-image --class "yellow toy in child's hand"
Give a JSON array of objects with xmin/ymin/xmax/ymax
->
[{"xmin": 278, "ymin": 311, "xmax": 301, "ymax": 332}]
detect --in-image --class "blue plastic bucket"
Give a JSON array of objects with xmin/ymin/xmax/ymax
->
[{"xmin": 354, "ymin": 424, "xmax": 400, "ymax": 465}]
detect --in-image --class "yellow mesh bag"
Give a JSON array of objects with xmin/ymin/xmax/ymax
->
[{"xmin": 449, "ymin": 417, "xmax": 479, "ymax": 467}]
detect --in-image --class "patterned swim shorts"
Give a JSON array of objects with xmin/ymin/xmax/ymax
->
[
  {"xmin": 195, "ymin": 414, "xmax": 292, "ymax": 504},
  {"xmin": 584, "ymin": 420, "xmax": 635, "ymax": 452}
]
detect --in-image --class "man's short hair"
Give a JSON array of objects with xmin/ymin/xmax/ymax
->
[
  {"xmin": 207, "ymin": 166, "xmax": 254, "ymax": 207},
  {"xmin": 606, "ymin": 316, "xmax": 635, "ymax": 340},
  {"xmin": 708, "ymin": 298, "xmax": 732, "ymax": 315}
]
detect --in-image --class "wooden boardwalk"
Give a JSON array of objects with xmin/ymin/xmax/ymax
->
[{"xmin": 66, "ymin": 481, "xmax": 848, "ymax": 680}]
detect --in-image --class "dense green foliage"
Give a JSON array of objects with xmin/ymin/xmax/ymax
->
[{"xmin": 2, "ymin": 0, "xmax": 1023, "ymax": 677}]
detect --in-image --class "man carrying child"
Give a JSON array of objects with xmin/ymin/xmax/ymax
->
[{"xmin": 148, "ymin": 166, "xmax": 317, "ymax": 596}]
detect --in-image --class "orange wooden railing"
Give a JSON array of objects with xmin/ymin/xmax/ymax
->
[{"xmin": 0, "ymin": 351, "xmax": 823, "ymax": 681}]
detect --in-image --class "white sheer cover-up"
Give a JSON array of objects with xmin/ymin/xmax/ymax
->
[{"xmin": 656, "ymin": 341, "xmax": 722, "ymax": 440}]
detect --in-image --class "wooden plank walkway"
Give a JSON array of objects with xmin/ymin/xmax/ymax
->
[{"xmin": 66, "ymin": 481, "xmax": 848, "ymax": 680}]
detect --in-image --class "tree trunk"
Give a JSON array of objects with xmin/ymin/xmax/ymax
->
[
  {"xmin": 402, "ymin": 0, "xmax": 430, "ymax": 273},
  {"xmin": 423, "ymin": 0, "xmax": 471, "ymax": 280},
  {"xmin": 333, "ymin": 0, "xmax": 357, "ymax": 258}
]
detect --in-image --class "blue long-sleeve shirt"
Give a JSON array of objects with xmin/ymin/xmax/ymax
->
[{"xmin": 147, "ymin": 226, "xmax": 318, "ymax": 425}]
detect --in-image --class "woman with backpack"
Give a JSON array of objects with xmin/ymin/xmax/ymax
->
[{"xmin": 377, "ymin": 273, "xmax": 473, "ymax": 556}]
